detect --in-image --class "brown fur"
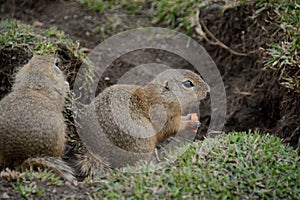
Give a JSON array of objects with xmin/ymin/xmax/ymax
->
[
  {"xmin": 0, "ymin": 55, "xmax": 75, "ymax": 182},
  {"xmin": 77, "ymin": 69, "xmax": 209, "ymax": 177}
]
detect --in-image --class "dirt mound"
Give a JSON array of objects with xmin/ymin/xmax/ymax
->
[{"xmin": 199, "ymin": 3, "xmax": 299, "ymax": 147}]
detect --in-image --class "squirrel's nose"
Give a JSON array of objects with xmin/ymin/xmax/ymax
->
[{"xmin": 205, "ymin": 82, "xmax": 210, "ymax": 93}]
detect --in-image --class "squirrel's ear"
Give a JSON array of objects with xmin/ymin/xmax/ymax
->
[
  {"xmin": 164, "ymin": 81, "xmax": 169, "ymax": 90},
  {"xmin": 55, "ymin": 59, "xmax": 59, "ymax": 67}
]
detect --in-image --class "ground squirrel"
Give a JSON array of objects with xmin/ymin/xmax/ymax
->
[
  {"xmin": 77, "ymin": 69, "xmax": 210, "ymax": 176},
  {"xmin": 0, "ymin": 55, "xmax": 75, "ymax": 182}
]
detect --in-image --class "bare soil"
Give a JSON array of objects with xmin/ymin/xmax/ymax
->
[{"xmin": 0, "ymin": 0, "xmax": 299, "ymax": 199}]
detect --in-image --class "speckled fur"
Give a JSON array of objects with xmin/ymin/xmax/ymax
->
[
  {"xmin": 78, "ymin": 69, "xmax": 210, "ymax": 175},
  {"xmin": 0, "ymin": 55, "xmax": 74, "ymax": 182}
]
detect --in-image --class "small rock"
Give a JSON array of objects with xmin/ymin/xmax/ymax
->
[
  {"xmin": 1, "ymin": 192, "xmax": 10, "ymax": 199},
  {"xmin": 84, "ymin": 15, "xmax": 92, "ymax": 20},
  {"xmin": 33, "ymin": 20, "xmax": 43, "ymax": 27}
]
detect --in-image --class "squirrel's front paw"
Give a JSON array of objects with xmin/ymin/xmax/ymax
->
[{"xmin": 179, "ymin": 113, "xmax": 201, "ymax": 132}]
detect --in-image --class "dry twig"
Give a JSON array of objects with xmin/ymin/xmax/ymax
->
[{"xmin": 195, "ymin": 10, "xmax": 258, "ymax": 56}]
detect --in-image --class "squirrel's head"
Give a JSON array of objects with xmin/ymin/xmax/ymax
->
[
  {"xmin": 152, "ymin": 69, "xmax": 210, "ymax": 109},
  {"xmin": 13, "ymin": 55, "xmax": 68, "ymax": 102}
]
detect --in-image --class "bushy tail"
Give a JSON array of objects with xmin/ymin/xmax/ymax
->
[
  {"xmin": 21, "ymin": 157, "xmax": 76, "ymax": 183},
  {"xmin": 76, "ymin": 150, "xmax": 110, "ymax": 179}
]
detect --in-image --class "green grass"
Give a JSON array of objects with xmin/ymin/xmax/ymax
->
[
  {"xmin": 11, "ymin": 169, "xmax": 63, "ymax": 199},
  {"xmin": 78, "ymin": 0, "xmax": 146, "ymax": 14},
  {"xmin": 77, "ymin": 0, "xmax": 151, "ymax": 37},
  {"xmin": 0, "ymin": 20, "xmax": 87, "ymax": 59},
  {"xmin": 85, "ymin": 131, "xmax": 300, "ymax": 199},
  {"xmin": 0, "ymin": 19, "xmax": 94, "ymax": 90},
  {"xmin": 23, "ymin": 169, "xmax": 63, "ymax": 186},
  {"xmin": 13, "ymin": 181, "xmax": 44, "ymax": 199},
  {"xmin": 262, "ymin": 0, "xmax": 300, "ymax": 93},
  {"xmin": 0, "ymin": 20, "xmax": 60, "ymax": 54},
  {"xmin": 6, "ymin": 131, "xmax": 299, "ymax": 198},
  {"xmin": 78, "ymin": 0, "xmax": 204, "ymax": 34},
  {"xmin": 78, "ymin": 0, "xmax": 241, "ymax": 34}
]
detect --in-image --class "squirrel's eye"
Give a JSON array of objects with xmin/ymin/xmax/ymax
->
[{"xmin": 182, "ymin": 80, "xmax": 194, "ymax": 88}]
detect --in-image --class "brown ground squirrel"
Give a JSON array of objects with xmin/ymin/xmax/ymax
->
[
  {"xmin": 0, "ymin": 55, "xmax": 75, "ymax": 182},
  {"xmin": 77, "ymin": 69, "xmax": 210, "ymax": 177}
]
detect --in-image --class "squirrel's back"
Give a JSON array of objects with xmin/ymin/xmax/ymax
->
[
  {"xmin": 0, "ymin": 55, "xmax": 75, "ymax": 182},
  {"xmin": 77, "ymin": 69, "xmax": 210, "ymax": 172}
]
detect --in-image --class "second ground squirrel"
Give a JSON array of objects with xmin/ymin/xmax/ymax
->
[
  {"xmin": 0, "ymin": 55, "xmax": 75, "ymax": 182},
  {"xmin": 77, "ymin": 69, "xmax": 210, "ymax": 177}
]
